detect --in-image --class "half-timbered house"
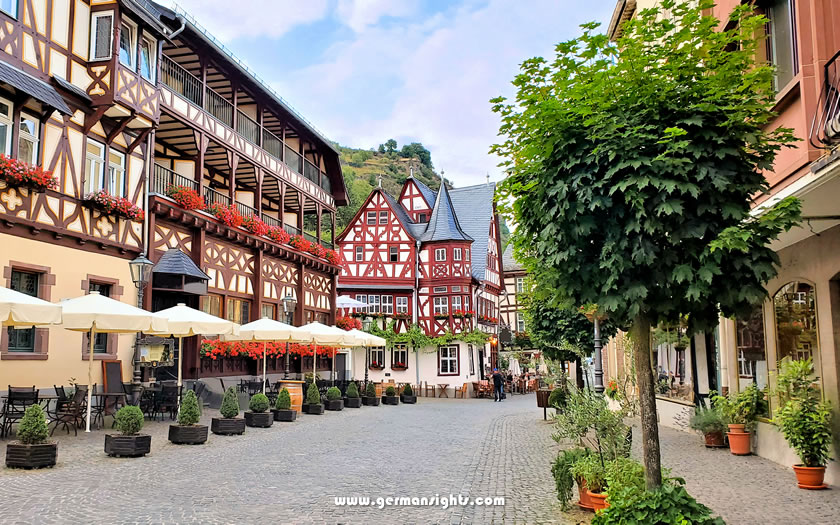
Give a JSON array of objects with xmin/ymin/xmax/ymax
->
[{"xmin": 337, "ymin": 177, "xmax": 502, "ymax": 393}]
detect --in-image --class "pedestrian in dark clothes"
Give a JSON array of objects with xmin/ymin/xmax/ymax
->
[{"xmin": 492, "ymin": 368, "xmax": 504, "ymax": 402}]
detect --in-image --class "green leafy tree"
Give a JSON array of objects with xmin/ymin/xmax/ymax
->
[
  {"xmin": 377, "ymin": 144, "xmax": 386, "ymax": 154},
  {"xmin": 492, "ymin": 1, "xmax": 801, "ymax": 489},
  {"xmin": 220, "ymin": 387, "xmax": 240, "ymax": 418},
  {"xmin": 275, "ymin": 388, "xmax": 292, "ymax": 409},
  {"xmin": 178, "ymin": 390, "xmax": 201, "ymax": 426},
  {"xmin": 385, "ymin": 138, "xmax": 398, "ymax": 153},
  {"xmin": 400, "ymin": 142, "xmax": 433, "ymax": 168}
]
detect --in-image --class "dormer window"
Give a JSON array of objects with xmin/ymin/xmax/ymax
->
[
  {"xmin": 418, "ymin": 213, "xmax": 427, "ymax": 222},
  {"xmin": 118, "ymin": 20, "xmax": 137, "ymax": 69}
]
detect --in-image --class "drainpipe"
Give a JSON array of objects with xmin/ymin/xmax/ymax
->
[
  {"xmin": 168, "ymin": 16, "xmax": 187, "ymax": 40},
  {"xmin": 414, "ymin": 239, "xmax": 421, "ymax": 386}
]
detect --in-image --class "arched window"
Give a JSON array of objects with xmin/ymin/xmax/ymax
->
[{"xmin": 773, "ymin": 282, "xmax": 819, "ymax": 368}]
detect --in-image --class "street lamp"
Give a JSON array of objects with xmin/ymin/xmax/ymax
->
[
  {"xmin": 129, "ymin": 252, "xmax": 154, "ymax": 396},
  {"xmin": 362, "ymin": 316, "xmax": 373, "ymax": 387},
  {"xmin": 281, "ymin": 294, "xmax": 297, "ymax": 379}
]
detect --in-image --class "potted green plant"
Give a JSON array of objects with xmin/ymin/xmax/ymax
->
[
  {"xmin": 105, "ymin": 405, "xmax": 151, "ymax": 457},
  {"xmin": 344, "ymin": 382, "xmax": 362, "ymax": 408},
  {"xmin": 383, "ymin": 385, "xmax": 399, "ymax": 405},
  {"xmin": 571, "ymin": 454, "xmax": 608, "ymax": 511},
  {"xmin": 548, "ymin": 388, "xmax": 567, "ymax": 413},
  {"xmin": 169, "ymin": 390, "xmax": 208, "ymax": 444},
  {"xmin": 688, "ymin": 405, "xmax": 727, "ymax": 448},
  {"xmin": 363, "ymin": 382, "xmax": 380, "ymax": 406},
  {"xmin": 272, "ymin": 388, "xmax": 297, "ymax": 421},
  {"xmin": 774, "ymin": 358, "xmax": 833, "ymax": 489},
  {"xmin": 551, "ymin": 448, "xmax": 589, "ymax": 510},
  {"xmin": 211, "ymin": 387, "xmax": 246, "ymax": 435},
  {"xmin": 244, "ymin": 393, "xmax": 273, "ymax": 427},
  {"xmin": 305, "ymin": 382, "xmax": 324, "ymax": 415},
  {"xmin": 400, "ymin": 383, "xmax": 417, "ymax": 404},
  {"xmin": 711, "ymin": 385, "xmax": 760, "ymax": 455},
  {"xmin": 6, "ymin": 405, "xmax": 56, "ymax": 468},
  {"xmin": 325, "ymin": 387, "xmax": 344, "ymax": 411}
]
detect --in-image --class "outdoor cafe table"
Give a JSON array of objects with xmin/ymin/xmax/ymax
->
[
  {"xmin": 437, "ymin": 383, "xmax": 449, "ymax": 398},
  {"xmin": 92, "ymin": 392, "xmax": 127, "ymax": 429}
]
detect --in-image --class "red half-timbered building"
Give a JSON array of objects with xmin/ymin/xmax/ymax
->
[{"xmin": 338, "ymin": 177, "xmax": 502, "ymax": 393}]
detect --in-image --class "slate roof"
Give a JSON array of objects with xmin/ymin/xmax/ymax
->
[
  {"xmin": 420, "ymin": 182, "xmax": 473, "ymax": 243},
  {"xmin": 153, "ymin": 249, "xmax": 210, "ymax": 280},
  {"xmin": 449, "ymin": 183, "xmax": 496, "ymax": 281},
  {"xmin": 502, "ymin": 243, "xmax": 524, "ymax": 272},
  {"xmin": 409, "ymin": 177, "xmax": 437, "ymax": 209},
  {"xmin": 0, "ymin": 61, "xmax": 71, "ymax": 115},
  {"xmin": 381, "ymin": 190, "xmax": 419, "ymax": 239}
]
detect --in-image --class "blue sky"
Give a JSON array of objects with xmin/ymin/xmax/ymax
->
[{"xmin": 163, "ymin": 0, "xmax": 616, "ymax": 187}]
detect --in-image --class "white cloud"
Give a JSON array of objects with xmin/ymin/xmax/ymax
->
[{"xmin": 336, "ymin": 0, "xmax": 420, "ymax": 33}]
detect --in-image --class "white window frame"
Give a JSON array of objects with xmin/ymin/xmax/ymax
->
[
  {"xmin": 366, "ymin": 211, "xmax": 376, "ymax": 225},
  {"xmin": 389, "ymin": 246, "xmax": 398, "ymax": 262},
  {"xmin": 393, "ymin": 343, "xmax": 408, "ymax": 368},
  {"xmin": 439, "ymin": 345, "xmax": 458, "ymax": 375},
  {"xmin": 465, "ymin": 249, "xmax": 470, "ymax": 261},
  {"xmin": 433, "ymin": 296, "xmax": 448, "ymax": 315},
  {"xmin": 118, "ymin": 19, "xmax": 137, "ymax": 69},
  {"xmin": 516, "ymin": 277, "xmax": 524, "ymax": 294},
  {"xmin": 451, "ymin": 295, "xmax": 462, "ymax": 311},
  {"xmin": 84, "ymin": 139, "xmax": 106, "ymax": 195},
  {"xmin": 89, "ymin": 11, "xmax": 115, "ymax": 62},
  {"xmin": 463, "ymin": 295, "xmax": 470, "ymax": 310},
  {"xmin": 517, "ymin": 312, "xmax": 526, "ymax": 333},
  {"xmin": 451, "ymin": 286, "xmax": 460, "ymax": 292},
  {"xmin": 369, "ymin": 347, "xmax": 385, "ymax": 368},
  {"xmin": 139, "ymin": 34, "xmax": 157, "ymax": 83},
  {"xmin": 355, "ymin": 294, "xmax": 367, "ymax": 313},
  {"xmin": 379, "ymin": 210, "xmax": 388, "ymax": 224},
  {"xmin": 0, "ymin": 96, "xmax": 11, "ymax": 157},
  {"xmin": 355, "ymin": 245, "xmax": 364, "ymax": 262},
  {"xmin": 468, "ymin": 344, "xmax": 475, "ymax": 375},
  {"xmin": 108, "ymin": 149, "xmax": 126, "ymax": 197},
  {"xmin": 435, "ymin": 248, "xmax": 446, "ymax": 261},
  {"xmin": 367, "ymin": 294, "xmax": 380, "ymax": 314},
  {"xmin": 17, "ymin": 112, "xmax": 39, "ymax": 165},
  {"xmin": 453, "ymin": 248, "xmax": 462, "ymax": 261},
  {"xmin": 381, "ymin": 295, "xmax": 393, "ymax": 315},
  {"xmin": 396, "ymin": 296, "xmax": 408, "ymax": 314},
  {"xmin": 433, "ymin": 286, "xmax": 447, "ymax": 293},
  {"xmin": 0, "ymin": 0, "xmax": 18, "ymax": 19}
]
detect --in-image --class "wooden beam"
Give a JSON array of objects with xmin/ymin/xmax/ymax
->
[
  {"xmin": 255, "ymin": 167, "xmax": 262, "ymax": 215},
  {"xmin": 83, "ymin": 106, "xmax": 108, "ymax": 134},
  {"xmin": 106, "ymin": 115, "xmax": 133, "ymax": 145},
  {"xmin": 126, "ymin": 128, "xmax": 151, "ymax": 154}
]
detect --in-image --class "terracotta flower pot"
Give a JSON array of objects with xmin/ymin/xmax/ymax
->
[
  {"xmin": 793, "ymin": 465, "xmax": 827, "ymax": 489},
  {"xmin": 577, "ymin": 479, "xmax": 594, "ymax": 512},
  {"xmin": 587, "ymin": 490, "xmax": 609, "ymax": 512},
  {"xmin": 703, "ymin": 431, "xmax": 726, "ymax": 448},
  {"xmin": 727, "ymin": 423, "xmax": 745, "ymax": 433},
  {"xmin": 726, "ymin": 431, "xmax": 751, "ymax": 455}
]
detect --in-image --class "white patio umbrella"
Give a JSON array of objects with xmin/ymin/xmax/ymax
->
[
  {"xmin": 0, "ymin": 286, "xmax": 62, "ymax": 327},
  {"xmin": 147, "ymin": 303, "xmax": 239, "ymax": 406},
  {"xmin": 300, "ymin": 322, "xmax": 363, "ymax": 381},
  {"xmin": 345, "ymin": 328, "xmax": 387, "ymax": 383},
  {"xmin": 59, "ymin": 291, "xmax": 168, "ymax": 432},
  {"xmin": 336, "ymin": 295, "xmax": 368, "ymax": 309},
  {"xmin": 225, "ymin": 318, "xmax": 312, "ymax": 393}
]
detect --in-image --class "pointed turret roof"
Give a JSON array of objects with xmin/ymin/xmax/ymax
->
[
  {"xmin": 408, "ymin": 176, "xmax": 437, "ymax": 208},
  {"xmin": 420, "ymin": 180, "xmax": 473, "ymax": 243}
]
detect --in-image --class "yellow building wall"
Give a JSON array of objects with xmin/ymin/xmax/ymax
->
[{"xmin": 0, "ymin": 233, "xmax": 138, "ymax": 388}]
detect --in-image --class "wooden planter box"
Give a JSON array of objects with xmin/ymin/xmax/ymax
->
[
  {"xmin": 211, "ymin": 417, "xmax": 246, "ymax": 435},
  {"xmin": 272, "ymin": 408, "xmax": 297, "ymax": 422},
  {"xmin": 325, "ymin": 399, "xmax": 344, "ymax": 411},
  {"xmin": 104, "ymin": 434, "xmax": 151, "ymax": 457},
  {"xmin": 344, "ymin": 397, "xmax": 362, "ymax": 408},
  {"xmin": 244, "ymin": 412, "xmax": 273, "ymax": 428},
  {"xmin": 362, "ymin": 396, "xmax": 380, "ymax": 406},
  {"xmin": 384, "ymin": 396, "xmax": 399, "ymax": 406},
  {"xmin": 6, "ymin": 442, "xmax": 57, "ymax": 469},
  {"xmin": 306, "ymin": 403, "xmax": 325, "ymax": 415},
  {"xmin": 168, "ymin": 424, "xmax": 208, "ymax": 445},
  {"xmin": 400, "ymin": 394, "xmax": 417, "ymax": 404}
]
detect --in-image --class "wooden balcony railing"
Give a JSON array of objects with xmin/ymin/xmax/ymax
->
[
  {"xmin": 283, "ymin": 223, "xmax": 301, "ymax": 237},
  {"xmin": 160, "ymin": 55, "xmax": 202, "ymax": 106},
  {"xmin": 151, "ymin": 164, "xmax": 198, "ymax": 195},
  {"xmin": 235, "ymin": 200, "xmax": 259, "ymax": 219},
  {"xmin": 203, "ymin": 186, "xmax": 231, "ymax": 208},
  {"xmin": 263, "ymin": 129, "xmax": 283, "ymax": 159},
  {"xmin": 284, "ymin": 145, "xmax": 303, "ymax": 175},
  {"xmin": 204, "ymin": 87, "xmax": 233, "ymax": 127},
  {"xmin": 237, "ymin": 110, "xmax": 260, "ymax": 145},
  {"xmin": 810, "ymin": 49, "xmax": 840, "ymax": 148},
  {"xmin": 261, "ymin": 213, "xmax": 282, "ymax": 228}
]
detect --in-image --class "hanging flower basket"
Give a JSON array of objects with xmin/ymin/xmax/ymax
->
[
  {"xmin": 166, "ymin": 185, "xmax": 205, "ymax": 210},
  {"xmin": 206, "ymin": 203, "xmax": 243, "ymax": 227},
  {"xmin": 84, "ymin": 190, "xmax": 144, "ymax": 222},
  {"xmin": 242, "ymin": 215, "xmax": 270, "ymax": 236},
  {"xmin": 0, "ymin": 155, "xmax": 57, "ymax": 192}
]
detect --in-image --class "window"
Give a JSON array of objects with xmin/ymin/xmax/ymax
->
[
  {"xmin": 0, "ymin": 0, "xmax": 17, "ymax": 18},
  {"xmin": 396, "ymin": 296, "xmax": 408, "ymax": 314},
  {"xmin": 367, "ymin": 294, "xmax": 380, "ymax": 314},
  {"xmin": 84, "ymin": 139, "xmax": 106, "ymax": 194},
  {"xmin": 418, "ymin": 213, "xmax": 427, "ymax": 222},
  {"xmin": 17, "ymin": 113, "xmax": 38, "ymax": 165},
  {"xmin": 261, "ymin": 303, "xmax": 277, "ymax": 321},
  {"xmin": 516, "ymin": 312, "xmax": 526, "ymax": 333},
  {"xmin": 766, "ymin": 0, "xmax": 797, "ymax": 92},
  {"xmin": 139, "ymin": 35, "xmax": 156, "ymax": 82},
  {"xmin": 7, "ymin": 270, "xmax": 38, "ymax": 352},
  {"xmin": 392, "ymin": 343, "xmax": 408, "ymax": 369},
  {"xmin": 366, "ymin": 211, "xmax": 376, "ymax": 225},
  {"xmin": 433, "ymin": 286, "xmax": 447, "ymax": 293},
  {"xmin": 736, "ymin": 305, "xmax": 768, "ymax": 415},
  {"xmin": 379, "ymin": 210, "xmax": 388, "ymax": 224},
  {"xmin": 381, "ymin": 295, "xmax": 393, "ymax": 315},
  {"xmin": 369, "ymin": 347, "xmax": 385, "ymax": 369},
  {"xmin": 355, "ymin": 245, "xmax": 364, "ymax": 262},
  {"xmin": 465, "ymin": 249, "xmax": 470, "ymax": 260},
  {"xmin": 89, "ymin": 282, "xmax": 111, "ymax": 353},
  {"xmin": 389, "ymin": 246, "xmax": 398, "ymax": 262},
  {"xmin": 108, "ymin": 149, "xmax": 126, "ymax": 197},
  {"xmin": 468, "ymin": 344, "xmax": 475, "ymax": 375},
  {"xmin": 0, "ymin": 97, "xmax": 12, "ymax": 156},
  {"xmin": 451, "ymin": 286, "xmax": 460, "ymax": 292},
  {"xmin": 516, "ymin": 277, "xmax": 525, "ymax": 294},
  {"xmin": 200, "ymin": 294, "xmax": 222, "ymax": 317},
  {"xmin": 433, "ymin": 296, "xmax": 448, "ymax": 315},
  {"xmin": 225, "ymin": 297, "xmax": 251, "ymax": 325},
  {"xmin": 463, "ymin": 295, "xmax": 470, "ymax": 310},
  {"xmin": 90, "ymin": 11, "xmax": 114, "ymax": 61},
  {"xmin": 454, "ymin": 248, "xmax": 462, "ymax": 261},
  {"xmin": 355, "ymin": 294, "xmax": 367, "ymax": 313},
  {"xmin": 118, "ymin": 20, "xmax": 136, "ymax": 69},
  {"xmin": 451, "ymin": 295, "xmax": 462, "ymax": 311},
  {"xmin": 435, "ymin": 248, "xmax": 446, "ymax": 261},
  {"xmin": 438, "ymin": 345, "xmax": 458, "ymax": 375},
  {"xmin": 774, "ymin": 281, "xmax": 819, "ymax": 367}
]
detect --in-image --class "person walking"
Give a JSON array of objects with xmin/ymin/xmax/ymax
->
[{"xmin": 492, "ymin": 368, "xmax": 504, "ymax": 402}]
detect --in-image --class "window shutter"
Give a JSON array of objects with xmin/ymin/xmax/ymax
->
[{"xmin": 92, "ymin": 14, "xmax": 113, "ymax": 60}]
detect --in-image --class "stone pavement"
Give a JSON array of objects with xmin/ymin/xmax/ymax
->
[{"xmin": 0, "ymin": 393, "xmax": 573, "ymax": 524}]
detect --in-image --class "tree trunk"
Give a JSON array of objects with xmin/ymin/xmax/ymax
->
[
  {"xmin": 631, "ymin": 313, "xmax": 662, "ymax": 490},
  {"xmin": 574, "ymin": 356, "xmax": 584, "ymax": 389}
]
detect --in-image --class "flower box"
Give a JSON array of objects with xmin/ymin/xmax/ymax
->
[
  {"xmin": 392, "ymin": 362, "xmax": 408, "ymax": 371},
  {"xmin": 369, "ymin": 362, "xmax": 385, "ymax": 370},
  {"xmin": 84, "ymin": 190, "xmax": 145, "ymax": 222},
  {"xmin": 242, "ymin": 215, "xmax": 270, "ymax": 236},
  {"xmin": 104, "ymin": 434, "xmax": 151, "ymax": 457},
  {"xmin": 166, "ymin": 185, "xmax": 205, "ymax": 210},
  {"xmin": 0, "ymin": 155, "xmax": 57, "ymax": 192},
  {"xmin": 336, "ymin": 316, "xmax": 362, "ymax": 331},
  {"xmin": 266, "ymin": 226, "xmax": 290, "ymax": 245},
  {"xmin": 434, "ymin": 314, "xmax": 450, "ymax": 320},
  {"xmin": 206, "ymin": 203, "xmax": 243, "ymax": 227},
  {"xmin": 393, "ymin": 313, "xmax": 411, "ymax": 320}
]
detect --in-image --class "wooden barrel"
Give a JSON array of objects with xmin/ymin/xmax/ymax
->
[{"xmin": 279, "ymin": 380, "xmax": 305, "ymax": 413}]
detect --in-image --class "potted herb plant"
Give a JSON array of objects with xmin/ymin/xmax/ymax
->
[
  {"xmin": 551, "ymin": 448, "xmax": 589, "ymax": 510},
  {"xmin": 244, "ymin": 393, "xmax": 273, "ymax": 427},
  {"xmin": 168, "ymin": 390, "xmax": 208, "ymax": 445},
  {"xmin": 6, "ymin": 405, "xmax": 57, "ymax": 469},
  {"xmin": 571, "ymin": 454, "xmax": 608, "ymax": 511},
  {"xmin": 272, "ymin": 388, "xmax": 297, "ymax": 421},
  {"xmin": 400, "ymin": 383, "xmax": 417, "ymax": 404},
  {"xmin": 363, "ymin": 382, "xmax": 380, "ymax": 406},
  {"xmin": 688, "ymin": 405, "xmax": 727, "ymax": 448},
  {"xmin": 774, "ymin": 358, "xmax": 833, "ymax": 489},
  {"xmin": 344, "ymin": 382, "xmax": 362, "ymax": 408},
  {"xmin": 712, "ymin": 385, "xmax": 760, "ymax": 455},
  {"xmin": 105, "ymin": 405, "xmax": 151, "ymax": 457},
  {"xmin": 305, "ymin": 382, "xmax": 325, "ymax": 415},
  {"xmin": 383, "ymin": 385, "xmax": 399, "ymax": 405},
  {"xmin": 211, "ymin": 387, "xmax": 246, "ymax": 435},
  {"xmin": 325, "ymin": 387, "xmax": 344, "ymax": 411}
]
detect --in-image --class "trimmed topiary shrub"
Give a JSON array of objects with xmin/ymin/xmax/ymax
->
[
  {"xmin": 114, "ymin": 405, "xmax": 144, "ymax": 435},
  {"xmin": 17, "ymin": 404, "xmax": 48, "ymax": 444},
  {"xmin": 178, "ymin": 390, "xmax": 201, "ymax": 426},
  {"xmin": 402, "ymin": 383, "xmax": 413, "ymax": 396},
  {"xmin": 346, "ymin": 382, "xmax": 360, "ymax": 398},
  {"xmin": 326, "ymin": 387, "xmax": 341, "ymax": 400},
  {"xmin": 276, "ymin": 388, "xmax": 291, "ymax": 409},
  {"xmin": 249, "ymin": 393, "xmax": 270, "ymax": 413},
  {"xmin": 365, "ymin": 382, "xmax": 376, "ymax": 397},
  {"xmin": 220, "ymin": 387, "xmax": 240, "ymax": 418},
  {"xmin": 306, "ymin": 382, "xmax": 321, "ymax": 405},
  {"xmin": 385, "ymin": 385, "xmax": 396, "ymax": 396},
  {"xmin": 548, "ymin": 388, "xmax": 567, "ymax": 410}
]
